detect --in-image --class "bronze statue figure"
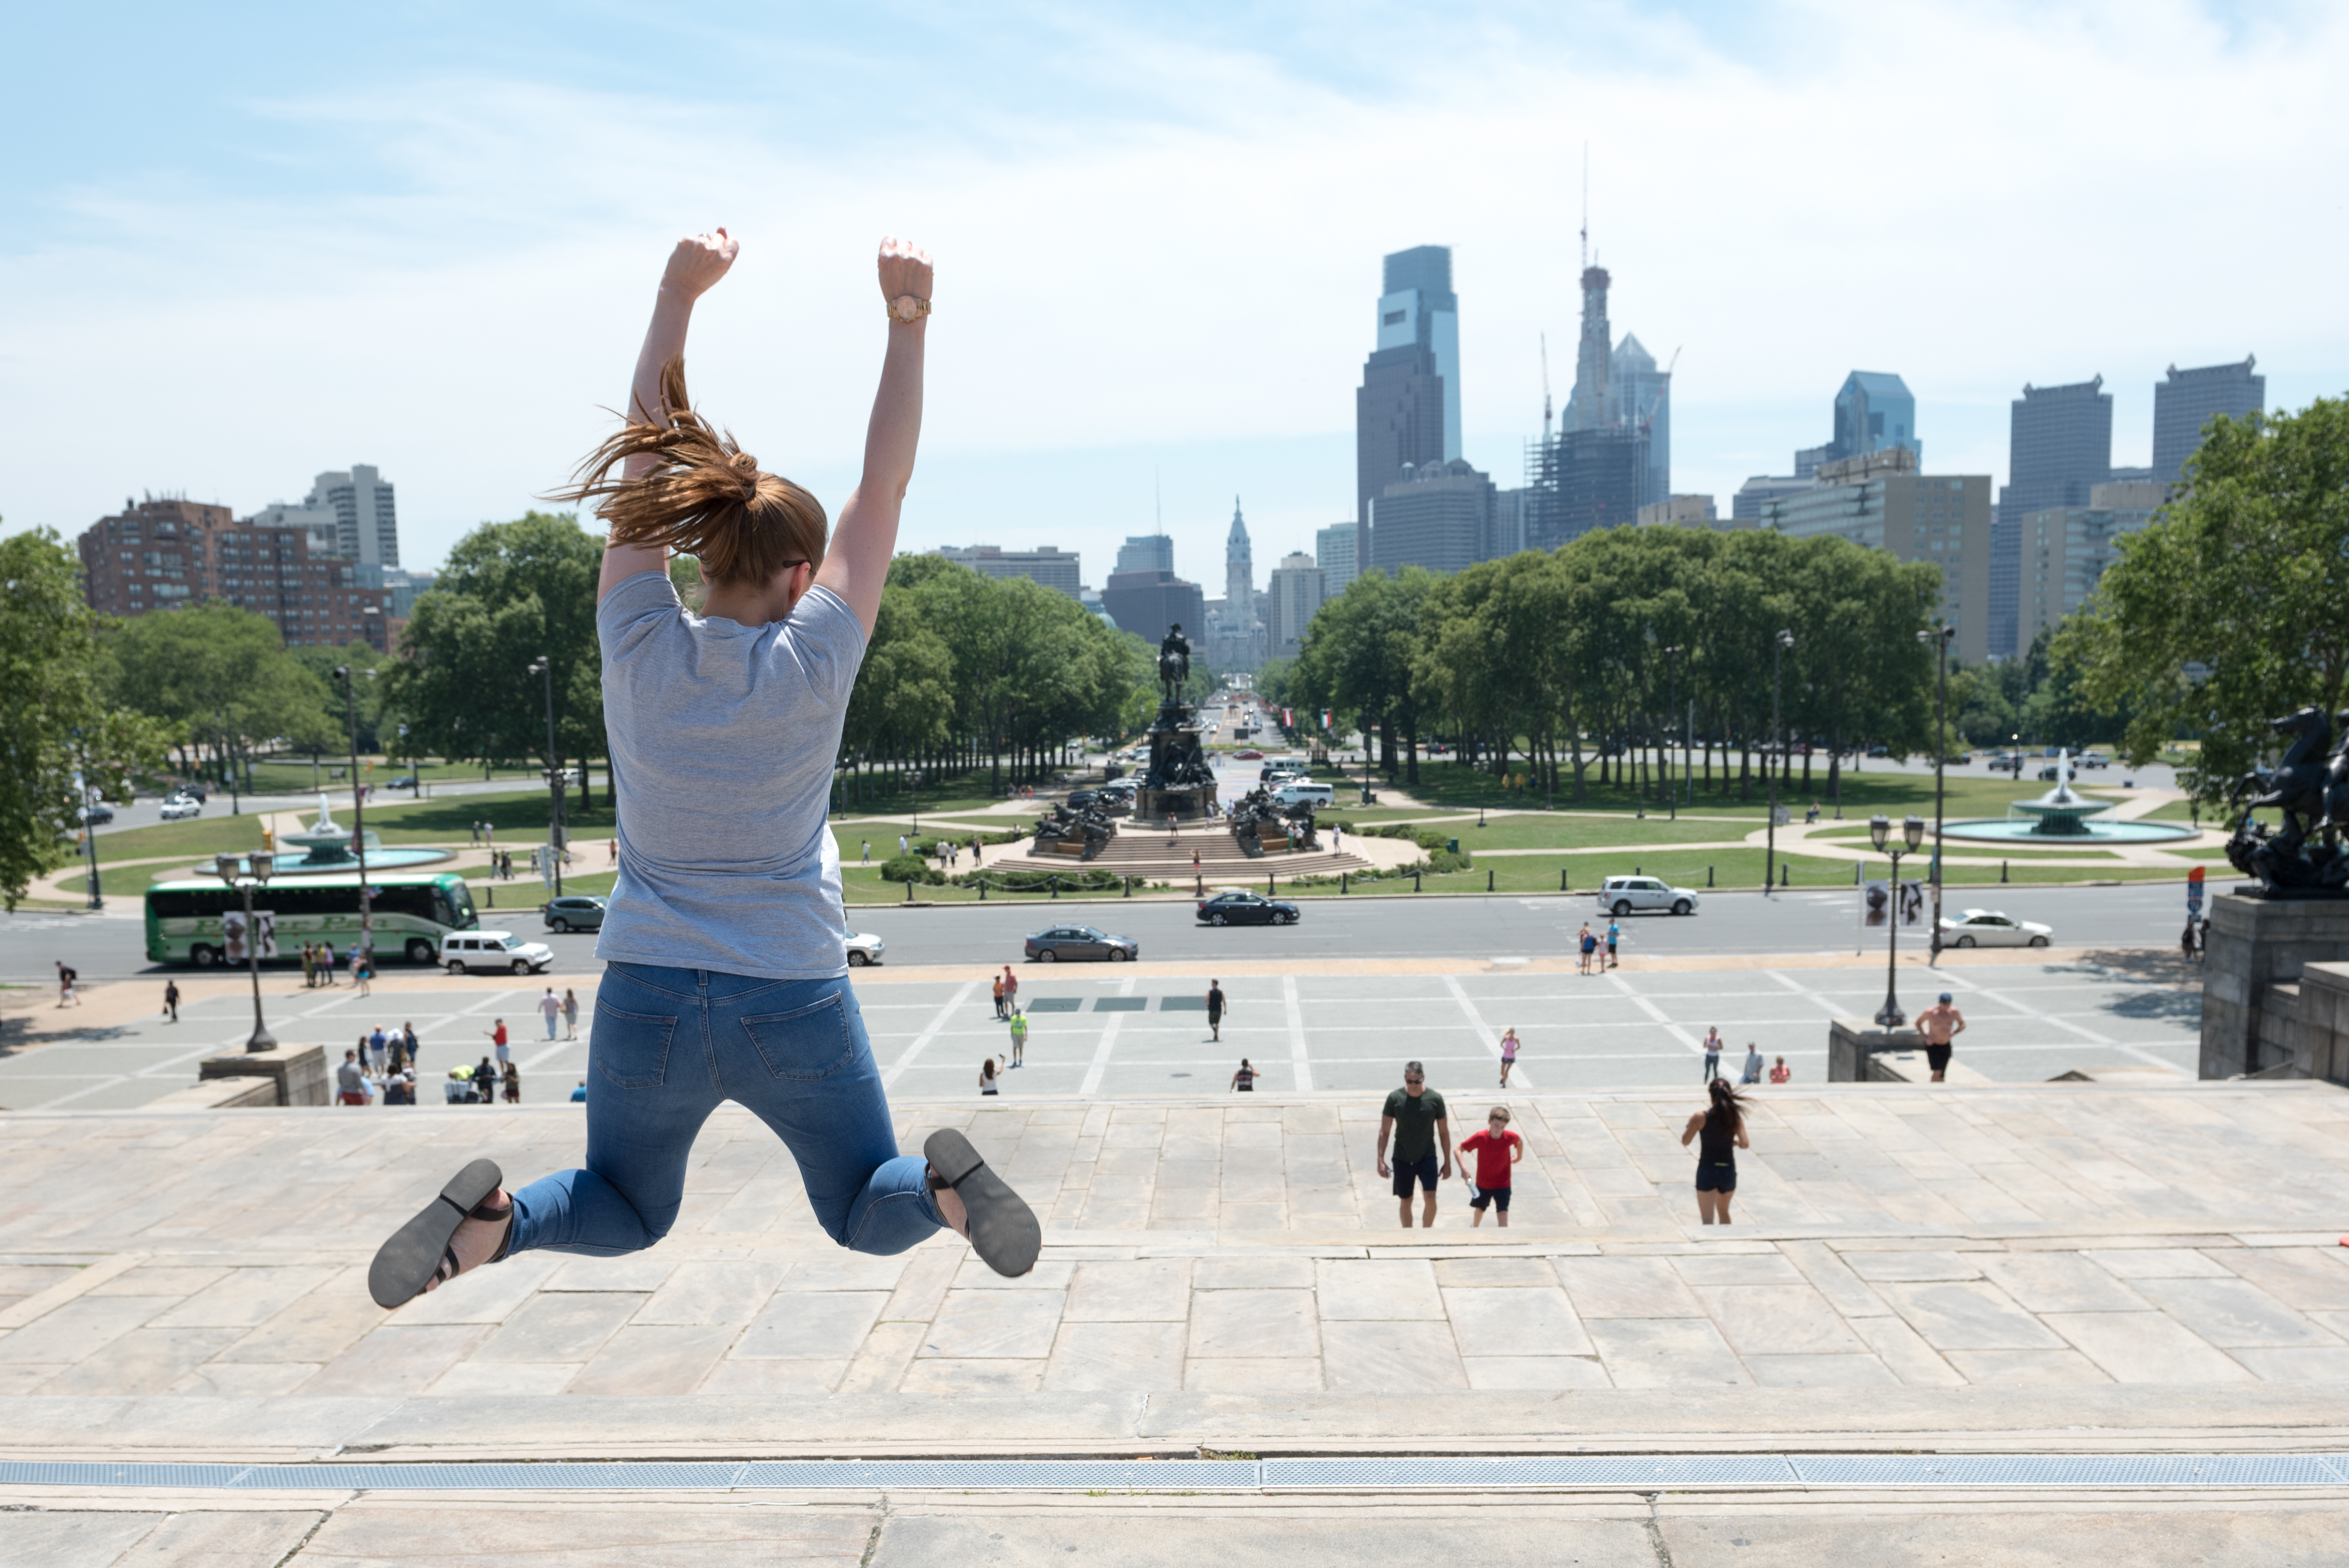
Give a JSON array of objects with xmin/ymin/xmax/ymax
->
[
  {"xmin": 1158, "ymin": 624, "xmax": 1191, "ymax": 700},
  {"xmin": 2225, "ymin": 705, "xmax": 2349, "ymax": 894}
]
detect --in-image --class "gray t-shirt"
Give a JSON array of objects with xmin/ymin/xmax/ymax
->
[{"xmin": 595, "ymin": 570, "xmax": 864, "ymax": 979}]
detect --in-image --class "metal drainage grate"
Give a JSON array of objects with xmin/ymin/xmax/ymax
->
[
  {"xmin": 1792, "ymin": 1454, "xmax": 2349, "ymax": 1489},
  {"xmin": 0, "ymin": 1454, "xmax": 2342, "ymax": 1494},
  {"xmin": 1265, "ymin": 1456, "xmax": 1798, "ymax": 1488}
]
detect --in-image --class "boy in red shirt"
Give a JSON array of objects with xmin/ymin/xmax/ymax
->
[{"xmin": 1458, "ymin": 1106, "xmax": 1524, "ymax": 1228}]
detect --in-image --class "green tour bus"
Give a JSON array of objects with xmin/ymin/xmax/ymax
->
[{"xmin": 145, "ymin": 871, "xmax": 479, "ymax": 968}]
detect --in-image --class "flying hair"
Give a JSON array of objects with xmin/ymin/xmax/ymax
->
[
  {"xmin": 1706, "ymin": 1077, "xmax": 1746, "ymax": 1135},
  {"xmin": 551, "ymin": 355, "xmax": 828, "ymax": 588}
]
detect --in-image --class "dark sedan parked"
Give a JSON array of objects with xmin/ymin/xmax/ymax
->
[
  {"xmin": 1196, "ymin": 891, "xmax": 1300, "ymax": 926},
  {"xmin": 542, "ymin": 894, "xmax": 608, "ymax": 933},
  {"xmin": 1024, "ymin": 925, "xmax": 1139, "ymax": 962}
]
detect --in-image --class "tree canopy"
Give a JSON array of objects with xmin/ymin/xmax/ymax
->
[
  {"xmin": 104, "ymin": 601, "xmax": 338, "ymax": 782},
  {"xmin": 1289, "ymin": 527, "xmax": 1939, "ymax": 801},
  {"xmin": 388, "ymin": 511, "xmax": 605, "ymax": 804},
  {"xmin": 0, "ymin": 528, "xmax": 169, "ymax": 908},
  {"xmin": 2064, "ymin": 396, "xmax": 2349, "ymax": 804}
]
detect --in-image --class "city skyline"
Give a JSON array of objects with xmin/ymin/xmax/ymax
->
[{"xmin": 3, "ymin": 3, "xmax": 2340, "ymax": 588}]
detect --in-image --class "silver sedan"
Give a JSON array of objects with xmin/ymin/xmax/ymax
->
[{"xmin": 1938, "ymin": 909, "xmax": 2053, "ymax": 948}]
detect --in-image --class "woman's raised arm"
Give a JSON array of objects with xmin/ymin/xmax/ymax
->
[
  {"xmin": 814, "ymin": 237, "xmax": 931, "ymax": 638},
  {"xmin": 597, "ymin": 229, "xmax": 739, "ymax": 602}
]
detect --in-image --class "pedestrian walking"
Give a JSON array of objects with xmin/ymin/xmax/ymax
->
[
  {"xmin": 301, "ymin": 942, "xmax": 318, "ymax": 988},
  {"xmin": 980, "ymin": 1055, "xmax": 1002, "ymax": 1096},
  {"xmin": 483, "ymin": 820, "xmax": 495, "ymax": 848},
  {"xmin": 1206, "ymin": 978, "xmax": 1226, "ymax": 1042},
  {"xmin": 1740, "ymin": 1042, "xmax": 1765, "ymax": 1085},
  {"xmin": 369, "ymin": 1026, "xmax": 390, "ymax": 1075},
  {"xmin": 474, "ymin": 1056, "xmax": 499, "ymax": 1105},
  {"xmin": 1002, "ymin": 966, "xmax": 1019, "ymax": 1015},
  {"xmin": 1701, "ymin": 1025, "xmax": 1723, "ymax": 1083},
  {"xmin": 562, "ymin": 989, "xmax": 580, "ymax": 1041},
  {"xmin": 1768, "ymin": 1055, "xmax": 1791, "ymax": 1085},
  {"xmin": 485, "ymin": 1019, "xmax": 510, "ymax": 1071},
  {"xmin": 2180, "ymin": 921, "xmax": 2199, "ymax": 963},
  {"xmin": 402, "ymin": 1021, "xmax": 421, "ymax": 1070},
  {"xmin": 992, "ymin": 972, "xmax": 1007, "ymax": 1020},
  {"xmin": 1008, "ymin": 1007, "xmax": 1027, "ymax": 1067},
  {"xmin": 1230, "ymin": 1057, "xmax": 1257, "ymax": 1092},
  {"xmin": 162, "ymin": 979, "xmax": 180, "ymax": 1023},
  {"xmin": 899, "ymin": 833, "xmax": 909, "ymax": 856},
  {"xmin": 353, "ymin": 946, "xmax": 372, "ymax": 995},
  {"xmin": 55, "ymin": 961, "xmax": 79, "ymax": 1008},
  {"xmin": 1605, "ymin": 918, "xmax": 1621, "ymax": 969},
  {"xmin": 1458, "ymin": 1106, "xmax": 1523, "ymax": 1229},
  {"xmin": 470, "ymin": 820, "xmax": 482, "ymax": 846},
  {"xmin": 1680, "ymin": 1079, "xmax": 1750, "ymax": 1225},
  {"xmin": 1375, "ymin": 1061, "xmax": 1451, "ymax": 1229},
  {"xmin": 538, "ymin": 987, "xmax": 561, "ymax": 1040},
  {"xmin": 503, "ymin": 1061, "xmax": 522, "ymax": 1104},
  {"xmin": 861, "ymin": 840, "xmax": 870, "ymax": 864},
  {"xmin": 337, "ymin": 1049, "xmax": 368, "ymax": 1106},
  {"xmin": 1577, "ymin": 924, "xmax": 1597, "ymax": 975},
  {"xmin": 319, "ymin": 941, "xmax": 337, "ymax": 985},
  {"xmin": 1916, "ymin": 992, "xmax": 1967, "ymax": 1083},
  {"xmin": 365, "ymin": 231, "xmax": 1037, "ymax": 1314},
  {"xmin": 607, "ymin": 837, "xmax": 618, "ymax": 866},
  {"xmin": 1498, "ymin": 1026, "xmax": 1519, "ymax": 1087}
]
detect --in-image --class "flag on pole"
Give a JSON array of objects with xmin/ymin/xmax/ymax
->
[
  {"xmin": 1282, "ymin": 708, "xmax": 1294, "ymax": 727},
  {"xmin": 1322, "ymin": 709, "xmax": 1333, "ymax": 729}
]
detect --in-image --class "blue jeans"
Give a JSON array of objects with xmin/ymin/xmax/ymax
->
[{"xmin": 507, "ymin": 963, "xmax": 944, "ymax": 1258}]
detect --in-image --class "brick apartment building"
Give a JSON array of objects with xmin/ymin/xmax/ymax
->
[{"xmin": 77, "ymin": 497, "xmax": 390, "ymax": 651}]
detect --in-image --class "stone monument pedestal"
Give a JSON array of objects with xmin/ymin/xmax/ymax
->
[
  {"xmin": 1827, "ymin": 1018, "xmax": 1924, "ymax": 1082},
  {"xmin": 2201, "ymin": 890, "xmax": 2349, "ymax": 1080},
  {"xmin": 198, "ymin": 1043, "xmax": 329, "ymax": 1107}
]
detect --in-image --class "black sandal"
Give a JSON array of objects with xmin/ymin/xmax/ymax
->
[
  {"xmin": 924, "ymin": 1129, "xmax": 1041, "ymax": 1278},
  {"xmin": 368, "ymin": 1158, "xmax": 514, "ymax": 1308}
]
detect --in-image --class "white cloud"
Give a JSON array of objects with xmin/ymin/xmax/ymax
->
[{"xmin": 2, "ymin": 0, "xmax": 2340, "ymax": 585}]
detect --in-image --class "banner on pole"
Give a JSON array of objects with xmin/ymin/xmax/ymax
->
[
  {"xmin": 221, "ymin": 909, "xmax": 277, "ymax": 964},
  {"xmin": 1862, "ymin": 881, "xmax": 1927, "ymax": 929}
]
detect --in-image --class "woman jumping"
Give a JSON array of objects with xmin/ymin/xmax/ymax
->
[{"xmin": 367, "ymin": 229, "xmax": 1039, "ymax": 1309}]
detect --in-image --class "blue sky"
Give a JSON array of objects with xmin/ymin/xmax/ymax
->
[{"xmin": 4, "ymin": 1, "xmax": 2340, "ymax": 584}]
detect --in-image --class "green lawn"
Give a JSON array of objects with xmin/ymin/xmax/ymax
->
[
  {"xmin": 360, "ymin": 790, "xmax": 614, "ymax": 845},
  {"xmin": 1382, "ymin": 760, "xmax": 2082, "ymax": 824},
  {"xmin": 87, "ymin": 816, "xmax": 267, "ymax": 866},
  {"xmin": 245, "ymin": 758, "xmax": 566, "ymax": 793},
  {"xmin": 1264, "ymin": 847, "xmax": 2217, "ymax": 897},
  {"xmin": 1331, "ymin": 814, "xmax": 1754, "ymax": 851}
]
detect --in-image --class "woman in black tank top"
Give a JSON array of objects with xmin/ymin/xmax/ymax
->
[{"xmin": 1679, "ymin": 1079, "xmax": 1751, "ymax": 1225}]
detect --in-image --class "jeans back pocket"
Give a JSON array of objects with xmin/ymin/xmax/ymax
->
[
  {"xmin": 594, "ymin": 1002, "xmax": 678, "ymax": 1089},
  {"xmin": 740, "ymin": 992, "xmax": 856, "ymax": 1082}
]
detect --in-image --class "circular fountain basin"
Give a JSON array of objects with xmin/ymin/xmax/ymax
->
[
  {"xmin": 199, "ymin": 847, "xmax": 453, "ymax": 878},
  {"xmin": 1939, "ymin": 817, "xmax": 2200, "ymax": 845}
]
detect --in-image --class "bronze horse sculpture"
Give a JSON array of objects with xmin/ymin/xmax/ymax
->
[{"xmin": 2226, "ymin": 706, "xmax": 2349, "ymax": 893}]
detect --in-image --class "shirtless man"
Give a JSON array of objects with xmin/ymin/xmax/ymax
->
[{"xmin": 1915, "ymin": 991, "xmax": 1966, "ymax": 1083}]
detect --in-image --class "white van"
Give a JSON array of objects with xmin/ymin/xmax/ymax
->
[{"xmin": 1271, "ymin": 781, "xmax": 1335, "ymax": 808}]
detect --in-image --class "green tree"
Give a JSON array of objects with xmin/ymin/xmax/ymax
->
[
  {"xmin": 0, "ymin": 529, "xmax": 169, "ymax": 908},
  {"xmin": 2069, "ymin": 397, "xmax": 2349, "ymax": 803},
  {"xmin": 104, "ymin": 602, "xmax": 334, "ymax": 789},
  {"xmin": 389, "ymin": 511, "xmax": 605, "ymax": 807}
]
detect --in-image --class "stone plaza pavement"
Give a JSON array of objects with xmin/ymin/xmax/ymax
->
[
  {"xmin": 0, "ymin": 947, "xmax": 2205, "ymax": 1111},
  {"xmin": 2, "ymin": 956, "xmax": 2345, "ymax": 1562}
]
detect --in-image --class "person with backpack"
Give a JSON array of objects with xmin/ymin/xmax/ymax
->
[{"xmin": 1576, "ymin": 924, "xmax": 1598, "ymax": 975}]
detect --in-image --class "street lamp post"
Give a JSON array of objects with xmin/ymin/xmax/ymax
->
[
  {"xmin": 1868, "ymin": 814, "xmax": 1926, "ymax": 1028},
  {"xmin": 527, "ymin": 655, "xmax": 565, "ymax": 898},
  {"xmin": 1918, "ymin": 622, "xmax": 1956, "ymax": 961},
  {"xmin": 218, "ymin": 709, "xmax": 240, "ymax": 817},
  {"xmin": 212, "ymin": 850, "xmax": 279, "ymax": 1052},
  {"xmin": 334, "ymin": 665, "xmax": 377, "ymax": 969},
  {"xmin": 71, "ymin": 736, "xmax": 103, "ymax": 912},
  {"xmin": 1662, "ymin": 645, "xmax": 1683, "ymax": 822},
  {"xmin": 1765, "ymin": 630, "xmax": 1794, "ymax": 892}
]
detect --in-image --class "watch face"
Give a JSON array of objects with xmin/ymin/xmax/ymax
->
[{"xmin": 894, "ymin": 296, "xmax": 917, "ymax": 320}]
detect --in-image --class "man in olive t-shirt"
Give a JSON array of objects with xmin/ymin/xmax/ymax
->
[{"xmin": 1375, "ymin": 1061, "xmax": 1451, "ymax": 1228}]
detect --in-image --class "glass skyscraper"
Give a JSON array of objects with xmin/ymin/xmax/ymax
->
[
  {"xmin": 1993, "ymin": 377, "xmax": 2112, "ymax": 659},
  {"xmin": 2154, "ymin": 357, "xmax": 2264, "ymax": 486}
]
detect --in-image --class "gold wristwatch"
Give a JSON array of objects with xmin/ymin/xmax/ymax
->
[{"xmin": 888, "ymin": 294, "xmax": 931, "ymax": 323}]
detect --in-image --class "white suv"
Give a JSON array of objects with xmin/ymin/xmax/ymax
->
[
  {"xmin": 1597, "ymin": 875, "xmax": 1700, "ymax": 917},
  {"xmin": 441, "ymin": 930, "xmax": 555, "ymax": 975}
]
